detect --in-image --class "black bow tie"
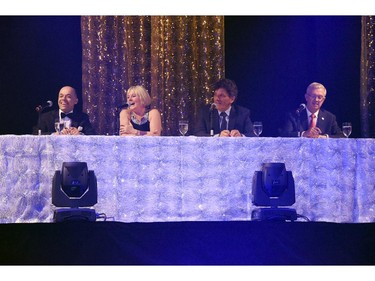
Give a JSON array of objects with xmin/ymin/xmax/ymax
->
[{"xmin": 61, "ymin": 112, "xmax": 74, "ymax": 119}]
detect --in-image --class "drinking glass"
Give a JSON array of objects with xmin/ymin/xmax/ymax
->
[
  {"xmin": 342, "ymin": 122, "xmax": 352, "ymax": 138},
  {"xmin": 253, "ymin": 121, "xmax": 263, "ymax": 137},
  {"xmin": 178, "ymin": 120, "xmax": 189, "ymax": 136},
  {"xmin": 54, "ymin": 120, "xmax": 64, "ymax": 135},
  {"xmin": 64, "ymin": 119, "xmax": 72, "ymax": 130}
]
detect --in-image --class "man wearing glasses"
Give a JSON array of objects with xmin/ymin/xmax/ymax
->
[{"xmin": 278, "ymin": 82, "xmax": 343, "ymax": 138}]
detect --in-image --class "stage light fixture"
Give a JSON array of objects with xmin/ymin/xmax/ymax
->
[
  {"xmin": 52, "ymin": 162, "xmax": 97, "ymax": 222},
  {"xmin": 251, "ymin": 162, "xmax": 297, "ymax": 221}
]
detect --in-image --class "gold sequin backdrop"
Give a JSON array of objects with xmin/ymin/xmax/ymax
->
[
  {"xmin": 361, "ymin": 16, "xmax": 375, "ymax": 138},
  {"xmin": 81, "ymin": 16, "xmax": 224, "ymax": 135}
]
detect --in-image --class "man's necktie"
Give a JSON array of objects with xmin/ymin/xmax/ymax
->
[
  {"xmin": 220, "ymin": 112, "xmax": 227, "ymax": 131},
  {"xmin": 61, "ymin": 112, "xmax": 74, "ymax": 119},
  {"xmin": 310, "ymin": 113, "xmax": 316, "ymax": 128}
]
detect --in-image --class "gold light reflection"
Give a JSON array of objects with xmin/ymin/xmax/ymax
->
[{"xmin": 81, "ymin": 16, "xmax": 224, "ymax": 135}]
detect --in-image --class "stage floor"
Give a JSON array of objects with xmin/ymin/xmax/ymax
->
[{"xmin": 1, "ymin": 220, "xmax": 374, "ymax": 265}]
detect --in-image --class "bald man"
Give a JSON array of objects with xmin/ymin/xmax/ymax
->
[{"xmin": 34, "ymin": 86, "xmax": 96, "ymax": 135}]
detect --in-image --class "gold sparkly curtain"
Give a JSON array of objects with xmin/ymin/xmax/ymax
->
[
  {"xmin": 81, "ymin": 16, "xmax": 224, "ymax": 135},
  {"xmin": 361, "ymin": 16, "xmax": 375, "ymax": 138},
  {"xmin": 81, "ymin": 16, "xmax": 151, "ymax": 135}
]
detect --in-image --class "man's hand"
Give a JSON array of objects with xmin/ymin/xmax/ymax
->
[
  {"xmin": 230, "ymin": 129, "xmax": 242, "ymax": 137},
  {"xmin": 303, "ymin": 127, "xmax": 322, "ymax": 138},
  {"xmin": 219, "ymin": 130, "xmax": 231, "ymax": 137},
  {"xmin": 219, "ymin": 129, "xmax": 242, "ymax": 137},
  {"xmin": 60, "ymin": 127, "xmax": 81, "ymax": 135}
]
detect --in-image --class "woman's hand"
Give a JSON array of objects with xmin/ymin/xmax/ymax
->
[{"xmin": 120, "ymin": 124, "xmax": 138, "ymax": 136}]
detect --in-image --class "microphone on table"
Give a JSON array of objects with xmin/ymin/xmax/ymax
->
[
  {"xmin": 35, "ymin": 100, "xmax": 53, "ymax": 135},
  {"xmin": 35, "ymin": 100, "xmax": 53, "ymax": 112},
  {"xmin": 295, "ymin": 103, "xmax": 306, "ymax": 137},
  {"xmin": 295, "ymin": 103, "xmax": 306, "ymax": 115}
]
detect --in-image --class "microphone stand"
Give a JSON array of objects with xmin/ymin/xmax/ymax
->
[
  {"xmin": 209, "ymin": 108, "xmax": 214, "ymax": 136},
  {"xmin": 115, "ymin": 107, "xmax": 121, "ymax": 135},
  {"xmin": 295, "ymin": 104, "xmax": 306, "ymax": 137},
  {"xmin": 37, "ymin": 111, "xmax": 42, "ymax": 135},
  {"xmin": 35, "ymin": 102, "xmax": 53, "ymax": 135},
  {"xmin": 35, "ymin": 105, "xmax": 43, "ymax": 135},
  {"xmin": 296, "ymin": 111, "xmax": 302, "ymax": 137}
]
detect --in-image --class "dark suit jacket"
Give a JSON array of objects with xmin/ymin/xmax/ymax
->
[
  {"xmin": 194, "ymin": 104, "xmax": 255, "ymax": 137},
  {"xmin": 33, "ymin": 109, "xmax": 96, "ymax": 135},
  {"xmin": 278, "ymin": 108, "xmax": 343, "ymax": 138}
]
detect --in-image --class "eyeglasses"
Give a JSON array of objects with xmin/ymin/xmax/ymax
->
[{"xmin": 307, "ymin": 93, "xmax": 326, "ymax": 101}]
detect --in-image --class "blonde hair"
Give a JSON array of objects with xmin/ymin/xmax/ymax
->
[
  {"xmin": 126, "ymin": 85, "xmax": 152, "ymax": 107},
  {"xmin": 306, "ymin": 82, "xmax": 327, "ymax": 96}
]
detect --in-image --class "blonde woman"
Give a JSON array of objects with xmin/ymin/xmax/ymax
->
[{"xmin": 119, "ymin": 86, "xmax": 162, "ymax": 136}]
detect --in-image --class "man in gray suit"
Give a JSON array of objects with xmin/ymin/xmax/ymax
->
[{"xmin": 279, "ymin": 82, "xmax": 343, "ymax": 138}]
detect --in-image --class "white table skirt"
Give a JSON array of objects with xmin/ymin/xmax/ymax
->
[{"xmin": 1, "ymin": 135, "xmax": 375, "ymax": 223}]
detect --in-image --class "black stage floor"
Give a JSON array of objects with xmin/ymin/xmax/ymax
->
[{"xmin": 1, "ymin": 220, "xmax": 374, "ymax": 265}]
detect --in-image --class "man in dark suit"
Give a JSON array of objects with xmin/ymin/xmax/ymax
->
[
  {"xmin": 279, "ymin": 82, "xmax": 343, "ymax": 138},
  {"xmin": 34, "ymin": 86, "xmax": 96, "ymax": 135},
  {"xmin": 194, "ymin": 78, "xmax": 254, "ymax": 137}
]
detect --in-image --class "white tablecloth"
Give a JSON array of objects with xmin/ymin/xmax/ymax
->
[{"xmin": 1, "ymin": 135, "xmax": 375, "ymax": 223}]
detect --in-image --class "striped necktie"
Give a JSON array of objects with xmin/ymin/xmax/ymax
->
[
  {"xmin": 220, "ymin": 112, "xmax": 227, "ymax": 131},
  {"xmin": 309, "ymin": 113, "xmax": 316, "ymax": 128}
]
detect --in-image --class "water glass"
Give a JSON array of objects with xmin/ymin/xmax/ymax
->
[
  {"xmin": 64, "ymin": 119, "xmax": 72, "ymax": 129},
  {"xmin": 54, "ymin": 120, "xmax": 64, "ymax": 134},
  {"xmin": 178, "ymin": 120, "xmax": 189, "ymax": 136},
  {"xmin": 342, "ymin": 122, "xmax": 352, "ymax": 138},
  {"xmin": 253, "ymin": 121, "xmax": 263, "ymax": 137}
]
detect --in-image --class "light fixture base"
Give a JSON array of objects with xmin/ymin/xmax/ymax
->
[
  {"xmin": 53, "ymin": 208, "xmax": 96, "ymax": 222},
  {"xmin": 251, "ymin": 207, "xmax": 297, "ymax": 222}
]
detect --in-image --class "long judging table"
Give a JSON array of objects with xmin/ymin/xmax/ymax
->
[{"xmin": 0, "ymin": 135, "xmax": 375, "ymax": 223}]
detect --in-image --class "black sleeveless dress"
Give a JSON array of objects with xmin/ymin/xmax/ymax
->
[{"xmin": 130, "ymin": 111, "xmax": 150, "ymax": 132}]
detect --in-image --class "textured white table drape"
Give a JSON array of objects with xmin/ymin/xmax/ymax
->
[{"xmin": 1, "ymin": 135, "xmax": 374, "ymax": 223}]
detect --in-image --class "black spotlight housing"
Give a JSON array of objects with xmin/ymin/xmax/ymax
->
[
  {"xmin": 251, "ymin": 162, "xmax": 297, "ymax": 221},
  {"xmin": 52, "ymin": 162, "xmax": 97, "ymax": 222}
]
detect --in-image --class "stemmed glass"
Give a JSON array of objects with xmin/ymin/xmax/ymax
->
[
  {"xmin": 54, "ymin": 120, "xmax": 64, "ymax": 135},
  {"xmin": 253, "ymin": 121, "xmax": 263, "ymax": 137},
  {"xmin": 342, "ymin": 122, "xmax": 352, "ymax": 138},
  {"xmin": 178, "ymin": 120, "xmax": 189, "ymax": 136},
  {"xmin": 63, "ymin": 119, "xmax": 72, "ymax": 130}
]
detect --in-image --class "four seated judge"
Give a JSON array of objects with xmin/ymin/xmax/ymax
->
[
  {"xmin": 194, "ymin": 78, "xmax": 254, "ymax": 137},
  {"xmin": 278, "ymin": 82, "xmax": 343, "ymax": 138},
  {"xmin": 34, "ymin": 86, "xmax": 96, "ymax": 135},
  {"xmin": 34, "ymin": 82, "xmax": 346, "ymax": 138},
  {"xmin": 119, "ymin": 85, "xmax": 162, "ymax": 136}
]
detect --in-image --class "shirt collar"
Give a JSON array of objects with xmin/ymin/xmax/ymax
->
[
  {"xmin": 59, "ymin": 109, "xmax": 74, "ymax": 120},
  {"xmin": 59, "ymin": 109, "xmax": 74, "ymax": 115},
  {"xmin": 306, "ymin": 108, "xmax": 319, "ymax": 118},
  {"xmin": 218, "ymin": 106, "xmax": 231, "ymax": 116}
]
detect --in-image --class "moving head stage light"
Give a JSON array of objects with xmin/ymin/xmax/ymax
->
[
  {"xmin": 251, "ymin": 162, "xmax": 297, "ymax": 221},
  {"xmin": 52, "ymin": 162, "xmax": 97, "ymax": 222}
]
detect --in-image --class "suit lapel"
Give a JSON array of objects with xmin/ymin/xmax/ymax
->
[
  {"xmin": 210, "ymin": 109, "xmax": 220, "ymax": 133},
  {"xmin": 228, "ymin": 106, "xmax": 236, "ymax": 130},
  {"xmin": 316, "ymin": 110, "xmax": 326, "ymax": 130},
  {"xmin": 69, "ymin": 112, "xmax": 81, "ymax": 128},
  {"xmin": 300, "ymin": 112, "xmax": 309, "ymax": 131}
]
